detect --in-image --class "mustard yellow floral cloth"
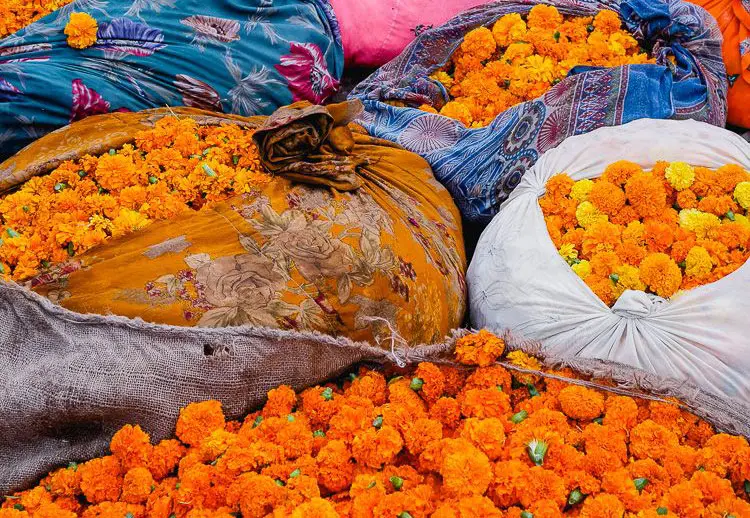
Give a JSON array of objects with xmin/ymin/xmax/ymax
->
[{"xmin": 14, "ymin": 104, "xmax": 466, "ymax": 345}]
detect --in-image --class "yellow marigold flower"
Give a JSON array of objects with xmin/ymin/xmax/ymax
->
[
  {"xmin": 506, "ymin": 350, "xmax": 541, "ymax": 384},
  {"xmin": 665, "ymin": 161, "xmax": 696, "ymax": 191},
  {"xmin": 111, "ymin": 208, "xmax": 151, "ymax": 237},
  {"xmin": 570, "ymin": 179, "xmax": 594, "ymax": 202},
  {"xmin": 460, "ymin": 26, "xmax": 497, "ymax": 61},
  {"xmin": 684, "ymin": 246, "xmax": 713, "ymax": 279},
  {"xmin": 734, "ymin": 213, "xmax": 750, "ymax": 230},
  {"xmin": 733, "ymin": 181, "xmax": 750, "ymax": 209},
  {"xmin": 439, "ymin": 101, "xmax": 473, "ymax": 126},
  {"xmin": 558, "ymin": 243, "xmax": 578, "ymax": 262},
  {"xmin": 575, "ymin": 201, "xmax": 608, "ymax": 229},
  {"xmin": 572, "ymin": 259, "xmax": 591, "ymax": 280},
  {"xmin": 64, "ymin": 12, "xmax": 98, "ymax": 49},
  {"xmin": 678, "ymin": 209, "xmax": 721, "ymax": 239},
  {"xmin": 523, "ymin": 55, "xmax": 556, "ymax": 83},
  {"xmin": 430, "ymin": 71, "xmax": 454, "ymax": 90},
  {"xmin": 614, "ymin": 264, "xmax": 645, "ymax": 293}
]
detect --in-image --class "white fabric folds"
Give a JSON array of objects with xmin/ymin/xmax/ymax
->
[{"xmin": 468, "ymin": 118, "xmax": 750, "ymax": 400}]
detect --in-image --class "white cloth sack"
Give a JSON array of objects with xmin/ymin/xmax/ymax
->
[{"xmin": 468, "ymin": 118, "xmax": 750, "ymax": 400}]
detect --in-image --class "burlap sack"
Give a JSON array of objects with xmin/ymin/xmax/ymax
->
[{"xmin": 2, "ymin": 279, "xmax": 750, "ymax": 493}]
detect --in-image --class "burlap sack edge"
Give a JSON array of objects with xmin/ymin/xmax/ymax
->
[{"xmin": 2, "ymin": 281, "xmax": 750, "ymax": 494}]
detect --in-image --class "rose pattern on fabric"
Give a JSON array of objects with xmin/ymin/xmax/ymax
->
[{"xmin": 275, "ymin": 42, "xmax": 340, "ymax": 104}]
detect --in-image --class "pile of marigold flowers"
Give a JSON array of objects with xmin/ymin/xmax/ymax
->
[
  {"xmin": 541, "ymin": 160, "xmax": 750, "ymax": 306},
  {"xmin": 0, "ymin": 0, "xmax": 73, "ymax": 39},
  {"xmin": 420, "ymin": 5, "xmax": 653, "ymax": 127},
  {"xmin": 5, "ymin": 330, "xmax": 750, "ymax": 517},
  {"xmin": 0, "ymin": 116, "xmax": 271, "ymax": 282}
]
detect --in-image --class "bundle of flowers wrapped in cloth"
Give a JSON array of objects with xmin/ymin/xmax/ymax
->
[
  {"xmin": 0, "ymin": 101, "xmax": 466, "ymax": 345},
  {"xmin": 686, "ymin": 0, "xmax": 750, "ymax": 129},
  {"xmin": 0, "ymin": 0, "xmax": 343, "ymax": 161},
  {"xmin": 3, "ymin": 330, "xmax": 750, "ymax": 516},
  {"xmin": 468, "ymin": 118, "xmax": 750, "ymax": 403},
  {"xmin": 350, "ymin": 0, "xmax": 727, "ymax": 223}
]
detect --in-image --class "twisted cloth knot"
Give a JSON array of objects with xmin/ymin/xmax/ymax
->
[{"xmin": 253, "ymin": 100, "xmax": 369, "ymax": 191}]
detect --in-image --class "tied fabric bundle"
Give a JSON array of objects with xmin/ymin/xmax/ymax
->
[
  {"xmin": 0, "ymin": 0, "xmax": 344, "ymax": 161},
  {"xmin": 686, "ymin": 0, "xmax": 750, "ymax": 128},
  {"xmin": 350, "ymin": 0, "xmax": 727, "ymax": 223},
  {"xmin": 1, "ymin": 102, "xmax": 466, "ymax": 346},
  {"xmin": 468, "ymin": 118, "xmax": 750, "ymax": 402}
]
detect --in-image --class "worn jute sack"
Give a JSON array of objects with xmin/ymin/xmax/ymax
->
[{"xmin": 2, "ymin": 279, "xmax": 750, "ymax": 494}]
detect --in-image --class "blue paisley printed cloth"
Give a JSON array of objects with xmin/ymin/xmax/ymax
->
[
  {"xmin": 350, "ymin": 0, "xmax": 727, "ymax": 223},
  {"xmin": 0, "ymin": 0, "xmax": 344, "ymax": 160}
]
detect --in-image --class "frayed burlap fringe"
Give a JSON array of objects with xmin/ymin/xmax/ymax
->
[{"xmin": 1, "ymin": 283, "xmax": 748, "ymax": 494}]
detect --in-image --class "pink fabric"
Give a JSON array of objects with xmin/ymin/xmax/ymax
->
[{"xmin": 329, "ymin": 0, "xmax": 490, "ymax": 67}]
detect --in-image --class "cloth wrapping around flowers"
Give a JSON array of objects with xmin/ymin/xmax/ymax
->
[
  {"xmin": 468, "ymin": 118, "xmax": 750, "ymax": 401},
  {"xmin": 0, "ymin": 0, "xmax": 344, "ymax": 161},
  {"xmin": 686, "ymin": 0, "xmax": 750, "ymax": 128},
  {"xmin": 8, "ymin": 102, "xmax": 467, "ymax": 346},
  {"xmin": 350, "ymin": 0, "xmax": 728, "ymax": 224}
]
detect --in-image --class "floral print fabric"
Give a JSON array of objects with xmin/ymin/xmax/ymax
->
[
  {"xmin": 0, "ymin": 0, "xmax": 344, "ymax": 160},
  {"xmin": 25, "ymin": 107, "xmax": 466, "ymax": 345}
]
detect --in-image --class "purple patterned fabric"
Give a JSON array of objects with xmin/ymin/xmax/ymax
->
[{"xmin": 350, "ymin": 0, "xmax": 727, "ymax": 223}]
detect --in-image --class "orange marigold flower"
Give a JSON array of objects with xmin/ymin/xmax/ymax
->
[
  {"xmin": 661, "ymin": 481, "xmax": 704, "ymax": 518},
  {"xmin": 459, "ymin": 387, "xmax": 511, "ymax": 419},
  {"xmin": 148, "ymin": 439, "xmax": 186, "ymax": 480},
  {"xmin": 625, "ymin": 172, "xmax": 667, "ymax": 218},
  {"xmin": 64, "ymin": 12, "xmax": 98, "ymax": 49},
  {"xmin": 455, "ymin": 330, "xmax": 506, "ymax": 367},
  {"xmin": 697, "ymin": 195, "xmax": 737, "ymax": 216},
  {"xmin": 519, "ymin": 466, "xmax": 567, "ymax": 509},
  {"xmin": 263, "ymin": 385, "xmax": 297, "ymax": 418},
  {"xmin": 440, "ymin": 443, "xmax": 493, "ymax": 497},
  {"xmin": 460, "ymin": 418, "xmax": 506, "ymax": 460},
  {"xmin": 121, "ymin": 467, "xmax": 154, "ymax": 504},
  {"xmin": 48, "ymin": 466, "xmax": 81, "ymax": 497},
  {"xmin": 290, "ymin": 497, "xmax": 339, "ymax": 518},
  {"xmin": 579, "ymin": 493, "xmax": 626, "ymax": 517},
  {"xmin": 352, "ymin": 425, "xmax": 404, "ymax": 468},
  {"xmin": 527, "ymin": 4, "xmax": 564, "ymax": 29},
  {"xmin": 346, "ymin": 370, "xmax": 387, "ymax": 405},
  {"xmin": 676, "ymin": 189, "xmax": 698, "ymax": 210},
  {"xmin": 225, "ymin": 473, "xmax": 285, "ymax": 517},
  {"xmin": 616, "ymin": 240, "xmax": 647, "ymax": 266},
  {"xmin": 643, "ymin": 220, "xmax": 675, "ymax": 253},
  {"xmin": 593, "ymin": 9, "xmax": 623, "ymax": 36},
  {"xmin": 175, "ymin": 400, "xmax": 225, "ymax": 447},
  {"xmin": 603, "ymin": 396, "xmax": 639, "ymax": 431},
  {"xmin": 545, "ymin": 174, "xmax": 576, "ymax": 200},
  {"xmin": 78, "ymin": 455, "xmax": 123, "ymax": 504},
  {"xmin": 639, "ymin": 253, "xmax": 682, "ymax": 298},
  {"xmin": 28, "ymin": 503, "xmax": 77, "ymax": 518},
  {"xmin": 316, "ymin": 440, "xmax": 355, "ymax": 493},
  {"xmin": 558, "ymin": 385, "xmax": 605, "ymax": 421},
  {"xmin": 630, "ymin": 420, "xmax": 680, "ymax": 461},
  {"xmin": 590, "ymin": 250, "xmax": 621, "ymax": 276},
  {"xmin": 403, "ymin": 417, "xmax": 443, "ymax": 455},
  {"xmin": 589, "ymin": 180, "xmax": 626, "ymax": 215},
  {"xmin": 429, "ymin": 397, "xmax": 462, "ymax": 430},
  {"xmin": 602, "ymin": 160, "xmax": 643, "ymax": 187},
  {"xmin": 460, "ymin": 26, "xmax": 497, "ymax": 61},
  {"xmin": 80, "ymin": 502, "xmax": 145, "ymax": 518},
  {"xmin": 110, "ymin": 424, "xmax": 153, "ymax": 471},
  {"xmin": 414, "ymin": 362, "xmax": 446, "ymax": 404}
]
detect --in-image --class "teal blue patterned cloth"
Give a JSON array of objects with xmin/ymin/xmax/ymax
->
[{"xmin": 0, "ymin": 0, "xmax": 344, "ymax": 160}]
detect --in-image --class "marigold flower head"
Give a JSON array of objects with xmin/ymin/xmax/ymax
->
[
  {"xmin": 593, "ymin": 9, "xmax": 622, "ymax": 36},
  {"xmin": 589, "ymin": 180, "xmax": 626, "ymax": 215},
  {"xmin": 576, "ymin": 201, "xmax": 608, "ymax": 229},
  {"xmin": 625, "ymin": 172, "xmax": 667, "ymax": 218},
  {"xmin": 572, "ymin": 259, "xmax": 591, "ymax": 280},
  {"xmin": 440, "ymin": 443, "xmax": 493, "ymax": 497},
  {"xmin": 733, "ymin": 181, "xmax": 750, "ymax": 209},
  {"xmin": 461, "ymin": 26, "xmax": 497, "ymax": 61},
  {"xmin": 678, "ymin": 209, "xmax": 721, "ymax": 239},
  {"xmin": 558, "ymin": 385, "xmax": 605, "ymax": 421},
  {"xmin": 570, "ymin": 179, "xmax": 595, "ymax": 202},
  {"xmin": 110, "ymin": 424, "xmax": 152, "ymax": 471},
  {"xmin": 120, "ymin": 467, "xmax": 154, "ymax": 505},
  {"xmin": 492, "ymin": 13, "xmax": 528, "ymax": 47},
  {"xmin": 527, "ymin": 4, "xmax": 564, "ymax": 29},
  {"xmin": 78, "ymin": 456, "xmax": 123, "ymax": 504},
  {"xmin": 455, "ymin": 329, "xmax": 505, "ymax": 367},
  {"xmin": 684, "ymin": 246, "xmax": 713, "ymax": 279},
  {"xmin": 64, "ymin": 12, "xmax": 98, "ymax": 49},
  {"xmin": 639, "ymin": 253, "xmax": 682, "ymax": 298},
  {"xmin": 665, "ymin": 161, "xmax": 695, "ymax": 191},
  {"xmin": 439, "ymin": 101, "xmax": 473, "ymax": 126},
  {"xmin": 176, "ymin": 400, "xmax": 225, "ymax": 447}
]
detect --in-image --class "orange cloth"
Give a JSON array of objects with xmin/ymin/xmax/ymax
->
[
  {"xmin": 689, "ymin": 0, "xmax": 750, "ymax": 128},
  {"xmin": 8, "ymin": 105, "xmax": 466, "ymax": 345}
]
